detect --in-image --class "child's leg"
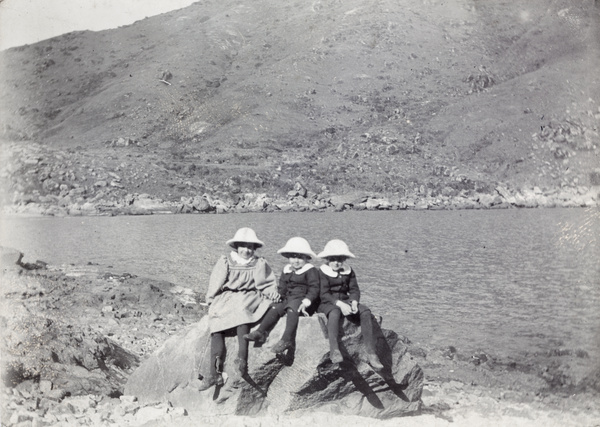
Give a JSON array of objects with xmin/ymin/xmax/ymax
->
[
  {"xmin": 272, "ymin": 307, "xmax": 299, "ymax": 353},
  {"xmin": 359, "ymin": 308, "xmax": 376, "ymax": 350},
  {"xmin": 358, "ymin": 305, "xmax": 383, "ymax": 369},
  {"xmin": 258, "ymin": 305, "xmax": 283, "ymax": 332},
  {"xmin": 235, "ymin": 324, "xmax": 250, "ymax": 375},
  {"xmin": 210, "ymin": 332, "xmax": 225, "ymax": 375},
  {"xmin": 327, "ymin": 309, "xmax": 342, "ymax": 351},
  {"xmin": 244, "ymin": 303, "xmax": 284, "ymax": 343},
  {"xmin": 281, "ymin": 308, "xmax": 299, "ymax": 342},
  {"xmin": 327, "ymin": 308, "xmax": 344, "ymax": 363},
  {"xmin": 198, "ymin": 332, "xmax": 225, "ymax": 390}
]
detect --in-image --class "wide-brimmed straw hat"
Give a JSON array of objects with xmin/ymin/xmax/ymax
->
[
  {"xmin": 226, "ymin": 227, "xmax": 264, "ymax": 249},
  {"xmin": 277, "ymin": 237, "xmax": 317, "ymax": 259},
  {"xmin": 317, "ymin": 239, "xmax": 356, "ymax": 259}
]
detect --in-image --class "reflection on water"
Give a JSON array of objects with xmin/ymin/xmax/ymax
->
[{"xmin": 1, "ymin": 208, "xmax": 598, "ymax": 360}]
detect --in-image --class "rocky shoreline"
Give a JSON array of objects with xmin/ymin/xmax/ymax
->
[
  {"xmin": 2, "ymin": 248, "xmax": 600, "ymax": 426},
  {"xmin": 2, "ymin": 140, "xmax": 599, "ymax": 217},
  {"xmin": 3, "ymin": 183, "xmax": 599, "ymax": 217}
]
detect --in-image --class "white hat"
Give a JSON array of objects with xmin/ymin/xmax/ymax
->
[
  {"xmin": 226, "ymin": 227, "xmax": 264, "ymax": 249},
  {"xmin": 277, "ymin": 237, "xmax": 317, "ymax": 259},
  {"xmin": 317, "ymin": 239, "xmax": 356, "ymax": 258}
]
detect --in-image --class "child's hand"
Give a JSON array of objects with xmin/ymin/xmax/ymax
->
[
  {"xmin": 265, "ymin": 291, "xmax": 280, "ymax": 302},
  {"xmin": 336, "ymin": 301, "xmax": 352, "ymax": 316},
  {"xmin": 298, "ymin": 298, "xmax": 311, "ymax": 317},
  {"xmin": 351, "ymin": 301, "xmax": 359, "ymax": 314},
  {"xmin": 299, "ymin": 303, "xmax": 309, "ymax": 317}
]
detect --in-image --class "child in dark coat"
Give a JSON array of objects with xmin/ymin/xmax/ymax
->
[
  {"xmin": 317, "ymin": 239, "xmax": 383, "ymax": 369},
  {"xmin": 244, "ymin": 237, "xmax": 320, "ymax": 354}
]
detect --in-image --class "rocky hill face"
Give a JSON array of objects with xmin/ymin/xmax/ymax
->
[{"xmin": 0, "ymin": 0, "xmax": 599, "ymax": 214}]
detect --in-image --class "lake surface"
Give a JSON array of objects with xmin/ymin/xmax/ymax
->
[{"xmin": 1, "ymin": 208, "xmax": 599, "ymax": 362}]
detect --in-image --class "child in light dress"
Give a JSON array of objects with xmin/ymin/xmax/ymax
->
[{"xmin": 198, "ymin": 227, "xmax": 279, "ymax": 390}]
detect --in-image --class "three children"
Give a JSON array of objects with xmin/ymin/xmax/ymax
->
[{"xmin": 199, "ymin": 231, "xmax": 383, "ymax": 392}]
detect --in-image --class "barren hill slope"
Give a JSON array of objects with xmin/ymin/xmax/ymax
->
[{"xmin": 0, "ymin": 0, "xmax": 598, "ymax": 208}]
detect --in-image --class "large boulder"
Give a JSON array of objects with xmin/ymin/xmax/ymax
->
[{"xmin": 125, "ymin": 314, "xmax": 423, "ymax": 419}]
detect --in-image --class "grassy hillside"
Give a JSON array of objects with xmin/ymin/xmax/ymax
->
[{"xmin": 0, "ymin": 0, "xmax": 599, "ymax": 210}]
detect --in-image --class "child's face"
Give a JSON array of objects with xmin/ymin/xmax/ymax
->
[
  {"xmin": 286, "ymin": 253, "xmax": 309, "ymax": 270},
  {"xmin": 236, "ymin": 243, "xmax": 256, "ymax": 260},
  {"xmin": 327, "ymin": 256, "xmax": 347, "ymax": 271}
]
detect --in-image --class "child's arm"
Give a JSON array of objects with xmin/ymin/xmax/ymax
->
[
  {"xmin": 348, "ymin": 269, "xmax": 361, "ymax": 312},
  {"xmin": 304, "ymin": 267, "xmax": 321, "ymax": 304},
  {"xmin": 299, "ymin": 267, "xmax": 320, "ymax": 315},
  {"xmin": 205, "ymin": 256, "xmax": 229, "ymax": 304},
  {"xmin": 253, "ymin": 258, "xmax": 280, "ymax": 301},
  {"xmin": 278, "ymin": 271, "xmax": 289, "ymax": 300},
  {"xmin": 318, "ymin": 270, "xmax": 336, "ymax": 305}
]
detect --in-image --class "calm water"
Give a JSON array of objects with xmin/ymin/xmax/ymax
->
[{"xmin": 1, "ymin": 209, "xmax": 599, "ymax": 361}]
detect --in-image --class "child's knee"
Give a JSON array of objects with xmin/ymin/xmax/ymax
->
[
  {"xmin": 328, "ymin": 309, "xmax": 341, "ymax": 318},
  {"xmin": 285, "ymin": 307, "xmax": 300, "ymax": 318},
  {"xmin": 360, "ymin": 307, "xmax": 372, "ymax": 316}
]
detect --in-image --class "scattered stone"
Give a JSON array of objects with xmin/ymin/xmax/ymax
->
[
  {"xmin": 192, "ymin": 197, "xmax": 211, "ymax": 213},
  {"xmin": 10, "ymin": 411, "xmax": 33, "ymax": 425},
  {"xmin": 45, "ymin": 389, "xmax": 68, "ymax": 402},
  {"xmin": 119, "ymin": 395, "xmax": 137, "ymax": 404},
  {"xmin": 170, "ymin": 407, "xmax": 188, "ymax": 416},
  {"xmin": 160, "ymin": 70, "xmax": 173, "ymax": 82},
  {"xmin": 39, "ymin": 380, "xmax": 53, "ymax": 394},
  {"xmin": 134, "ymin": 405, "xmax": 170, "ymax": 424},
  {"xmin": 0, "ymin": 247, "xmax": 24, "ymax": 270}
]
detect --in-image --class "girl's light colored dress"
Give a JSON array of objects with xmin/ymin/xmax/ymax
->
[{"xmin": 206, "ymin": 251, "xmax": 278, "ymax": 333}]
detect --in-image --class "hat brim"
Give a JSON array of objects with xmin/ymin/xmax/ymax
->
[
  {"xmin": 317, "ymin": 250, "xmax": 355, "ymax": 258},
  {"xmin": 277, "ymin": 248, "xmax": 317, "ymax": 259},
  {"xmin": 226, "ymin": 239, "xmax": 264, "ymax": 249}
]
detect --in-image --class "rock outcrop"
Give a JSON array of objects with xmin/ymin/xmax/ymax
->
[
  {"xmin": 1, "ymin": 248, "xmax": 139, "ymax": 399},
  {"xmin": 2, "ymin": 313, "xmax": 139, "ymax": 397},
  {"xmin": 125, "ymin": 313, "xmax": 423, "ymax": 419}
]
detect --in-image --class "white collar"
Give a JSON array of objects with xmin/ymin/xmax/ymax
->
[
  {"xmin": 230, "ymin": 251, "xmax": 256, "ymax": 265},
  {"xmin": 320, "ymin": 264, "xmax": 352, "ymax": 277},
  {"xmin": 283, "ymin": 263, "xmax": 314, "ymax": 274}
]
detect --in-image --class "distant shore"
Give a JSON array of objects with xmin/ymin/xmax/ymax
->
[{"xmin": 3, "ymin": 184, "xmax": 598, "ymax": 217}]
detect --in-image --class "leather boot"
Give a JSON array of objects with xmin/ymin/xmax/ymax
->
[
  {"xmin": 243, "ymin": 330, "xmax": 267, "ymax": 344},
  {"xmin": 272, "ymin": 339, "xmax": 294, "ymax": 354}
]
